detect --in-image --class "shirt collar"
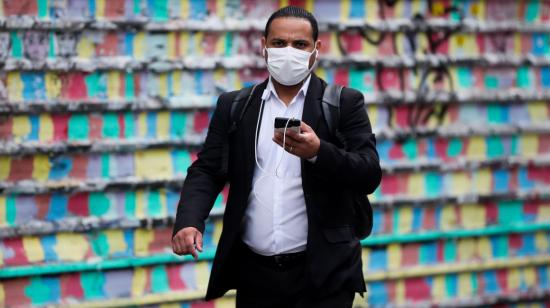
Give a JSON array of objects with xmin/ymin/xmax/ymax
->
[{"xmin": 261, "ymin": 74, "xmax": 312, "ymax": 103}]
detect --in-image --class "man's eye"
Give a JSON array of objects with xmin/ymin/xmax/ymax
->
[{"xmin": 273, "ymin": 41, "xmax": 283, "ymax": 47}]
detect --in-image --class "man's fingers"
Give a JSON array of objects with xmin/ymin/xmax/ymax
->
[
  {"xmin": 184, "ymin": 234, "xmax": 198, "ymax": 259},
  {"xmin": 195, "ymin": 232, "xmax": 203, "ymax": 252},
  {"xmin": 284, "ymin": 130, "xmax": 305, "ymax": 142},
  {"xmin": 172, "ymin": 238, "xmax": 182, "ymax": 254}
]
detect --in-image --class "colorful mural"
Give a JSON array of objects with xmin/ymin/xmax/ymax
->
[{"xmin": 1, "ymin": 0, "xmax": 550, "ymax": 307}]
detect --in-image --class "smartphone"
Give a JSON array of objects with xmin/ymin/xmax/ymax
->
[{"xmin": 274, "ymin": 117, "xmax": 301, "ymax": 134}]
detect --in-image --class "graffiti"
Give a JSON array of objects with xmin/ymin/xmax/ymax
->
[
  {"xmin": 0, "ymin": 32, "xmax": 11, "ymax": 61},
  {"xmin": 55, "ymin": 31, "xmax": 79, "ymax": 58},
  {"xmin": 23, "ymin": 31, "xmax": 49, "ymax": 61}
]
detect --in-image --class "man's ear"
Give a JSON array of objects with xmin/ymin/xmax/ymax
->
[
  {"xmin": 315, "ymin": 39, "xmax": 322, "ymax": 58},
  {"xmin": 261, "ymin": 37, "xmax": 266, "ymax": 56}
]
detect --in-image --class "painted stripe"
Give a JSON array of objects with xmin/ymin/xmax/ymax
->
[{"xmin": 1, "ymin": 223, "xmax": 550, "ymax": 279}]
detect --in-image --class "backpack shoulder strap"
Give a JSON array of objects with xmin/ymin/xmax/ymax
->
[
  {"xmin": 229, "ymin": 84, "xmax": 258, "ymax": 133},
  {"xmin": 321, "ymin": 84, "xmax": 343, "ymax": 135},
  {"xmin": 223, "ymin": 84, "xmax": 258, "ymax": 175}
]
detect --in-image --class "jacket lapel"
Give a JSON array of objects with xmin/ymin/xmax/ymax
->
[
  {"xmin": 241, "ymin": 80, "xmax": 268, "ymax": 189},
  {"xmin": 301, "ymin": 74, "xmax": 325, "ymax": 133}
]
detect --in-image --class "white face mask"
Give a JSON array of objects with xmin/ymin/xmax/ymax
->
[{"xmin": 264, "ymin": 46, "xmax": 317, "ymax": 86}]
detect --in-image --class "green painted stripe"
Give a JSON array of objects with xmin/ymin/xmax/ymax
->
[
  {"xmin": 0, "ymin": 250, "xmax": 216, "ymax": 279},
  {"xmin": 360, "ymin": 222, "xmax": 550, "ymax": 245},
  {"xmin": 1, "ymin": 223, "xmax": 549, "ymax": 279}
]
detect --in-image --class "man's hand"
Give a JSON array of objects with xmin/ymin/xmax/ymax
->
[
  {"xmin": 272, "ymin": 121, "xmax": 320, "ymax": 159},
  {"xmin": 172, "ymin": 227, "xmax": 203, "ymax": 260}
]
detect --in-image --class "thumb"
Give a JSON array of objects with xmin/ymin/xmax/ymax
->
[
  {"xmin": 195, "ymin": 231, "xmax": 203, "ymax": 252},
  {"xmin": 300, "ymin": 121, "xmax": 313, "ymax": 133}
]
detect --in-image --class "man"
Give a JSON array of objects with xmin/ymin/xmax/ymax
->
[{"xmin": 172, "ymin": 6, "xmax": 381, "ymax": 308}]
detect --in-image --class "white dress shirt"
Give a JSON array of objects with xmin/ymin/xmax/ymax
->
[{"xmin": 241, "ymin": 76, "xmax": 312, "ymax": 256}]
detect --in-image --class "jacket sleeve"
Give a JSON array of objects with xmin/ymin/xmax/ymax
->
[
  {"xmin": 172, "ymin": 92, "xmax": 234, "ymax": 237},
  {"xmin": 310, "ymin": 88, "xmax": 382, "ymax": 195}
]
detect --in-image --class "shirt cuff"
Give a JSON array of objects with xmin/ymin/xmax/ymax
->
[{"xmin": 307, "ymin": 155, "xmax": 317, "ymax": 163}]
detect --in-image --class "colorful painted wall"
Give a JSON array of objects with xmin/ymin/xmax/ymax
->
[{"xmin": 1, "ymin": 0, "xmax": 550, "ymax": 307}]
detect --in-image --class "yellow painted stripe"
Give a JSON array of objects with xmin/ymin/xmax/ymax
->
[
  {"xmin": 216, "ymin": 0, "xmax": 225, "ymax": 19},
  {"xmin": 134, "ymin": 32, "xmax": 146, "ymax": 59},
  {"xmin": 77, "ymin": 36, "xmax": 94, "ymax": 58},
  {"xmin": 477, "ymin": 236, "xmax": 492, "ymax": 260},
  {"xmin": 158, "ymin": 73, "xmax": 169, "ymax": 98},
  {"xmin": 157, "ymin": 111, "xmax": 170, "ymax": 140},
  {"xmin": 527, "ymin": 101, "xmax": 548, "ymax": 121},
  {"xmin": 167, "ymin": 32, "xmax": 176, "ymax": 60},
  {"xmin": 395, "ymin": 279, "xmax": 405, "ymax": 304},
  {"xmin": 473, "ymin": 0, "xmax": 486, "ymax": 20},
  {"xmin": 131, "ymin": 267, "xmax": 147, "ymax": 297},
  {"xmin": 39, "ymin": 114, "xmax": 54, "ymax": 142},
  {"xmin": 134, "ymin": 228, "xmax": 154, "ymax": 257},
  {"xmin": 387, "ymin": 243, "xmax": 401, "ymax": 270},
  {"xmin": 366, "ymin": 0, "xmax": 378, "ymax": 21},
  {"xmin": 535, "ymin": 231, "xmax": 549, "ymax": 252},
  {"xmin": 279, "ymin": 0, "xmax": 289, "ymax": 8},
  {"xmin": 474, "ymin": 168, "xmax": 492, "ymax": 195},
  {"xmin": 507, "ymin": 267, "xmax": 521, "ymax": 291},
  {"xmin": 0, "ymin": 283, "xmax": 4, "ymax": 305},
  {"xmin": 138, "ymin": 112, "xmax": 147, "ymax": 138},
  {"xmin": 397, "ymin": 206, "xmax": 413, "ymax": 234},
  {"xmin": 440, "ymin": 204, "xmax": 457, "ymax": 231},
  {"xmin": 340, "ymin": 0, "xmax": 350, "ymax": 22},
  {"xmin": 408, "ymin": 173, "xmax": 425, "ymax": 198},
  {"xmin": 196, "ymin": 262, "xmax": 210, "ymax": 290},
  {"xmin": 45, "ymin": 72, "xmax": 61, "ymax": 99},
  {"xmin": 172, "ymin": 71, "xmax": 182, "ymax": 96},
  {"xmin": 458, "ymin": 272, "xmax": 472, "ymax": 298},
  {"xmin": 135, "ymin": 190, "xmax": 146, "ymax": 219},
  {"xmin": 520, "ymin": 134, "xmax": 539, "ymax": 158},
  {"xmin": 55, "ymin": 233, "xmax": 89, "ymax": 262},
  {"xmin": 0, "ymin": 196, "xmax": 6, "ymax": 227},
  {"xmin": 457, "ymin": 238, "xmax": 475, "ymax": 261},
  {"xmin": 13, "ymin": 115, "xmax": 31, "ymax": 140},
  {"xmin": 105, "ymin": 229, "xmax": 127, "ymax": 255},
  {"xmin": 0, "ymin": 157, "xmax": 10, "ymax": 181},
  {"xmin": 32, "ymin": 155, "xmax": 50, "ymax": 182},
  {"xmin": 461, "ymin": 203, "xmax": 486, "ymax": 229},
  {"xmin": 96, "ymin": 0, "xmax": 105, "ymax": 18},
  {"xmin": 107, "ymin": 71, "xmax": 121, "ymax": 99},
  {"xmin": 305, "ymin": 0, "xmax": 314, "ymax": 13},
  {"xmin": 7, "ymin": 72, "xmax": 23, "ymax": 101},
  {"xmin": 466, "ymin": 136, "xmax": 486, "ymax": 159},
  {"xmin": 431, "ymin": 275, "xmax": 445, "ymax": 301},
  {"xmin": 180, "ymin": 0, "xmax": 189, "ymax": 19},
  {"xmin": 22, "ymin": 236, "xmax": 45, "ymax": 263},
  {"xmin": 523, "ymin": 267, "xmax": 537, "ymax": 288}
]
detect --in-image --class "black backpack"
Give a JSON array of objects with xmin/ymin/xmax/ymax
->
[{"xmin": 223, "ymin": 83, "xmax": 373, "ymax": 240}]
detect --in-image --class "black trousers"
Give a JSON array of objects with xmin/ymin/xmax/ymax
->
[{"xmin": 235, "ymin": 241, "xmax": 355, "ymax": 308}]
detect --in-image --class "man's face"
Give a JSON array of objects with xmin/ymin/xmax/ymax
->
[{"xmin": 262, "ymin": 17, "xmax": 321, "ymax": 69}]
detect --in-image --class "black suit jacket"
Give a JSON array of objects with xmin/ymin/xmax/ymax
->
[{"xmin": 173, "ymin": 74, "xmax": 382, "ymax": 300}]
